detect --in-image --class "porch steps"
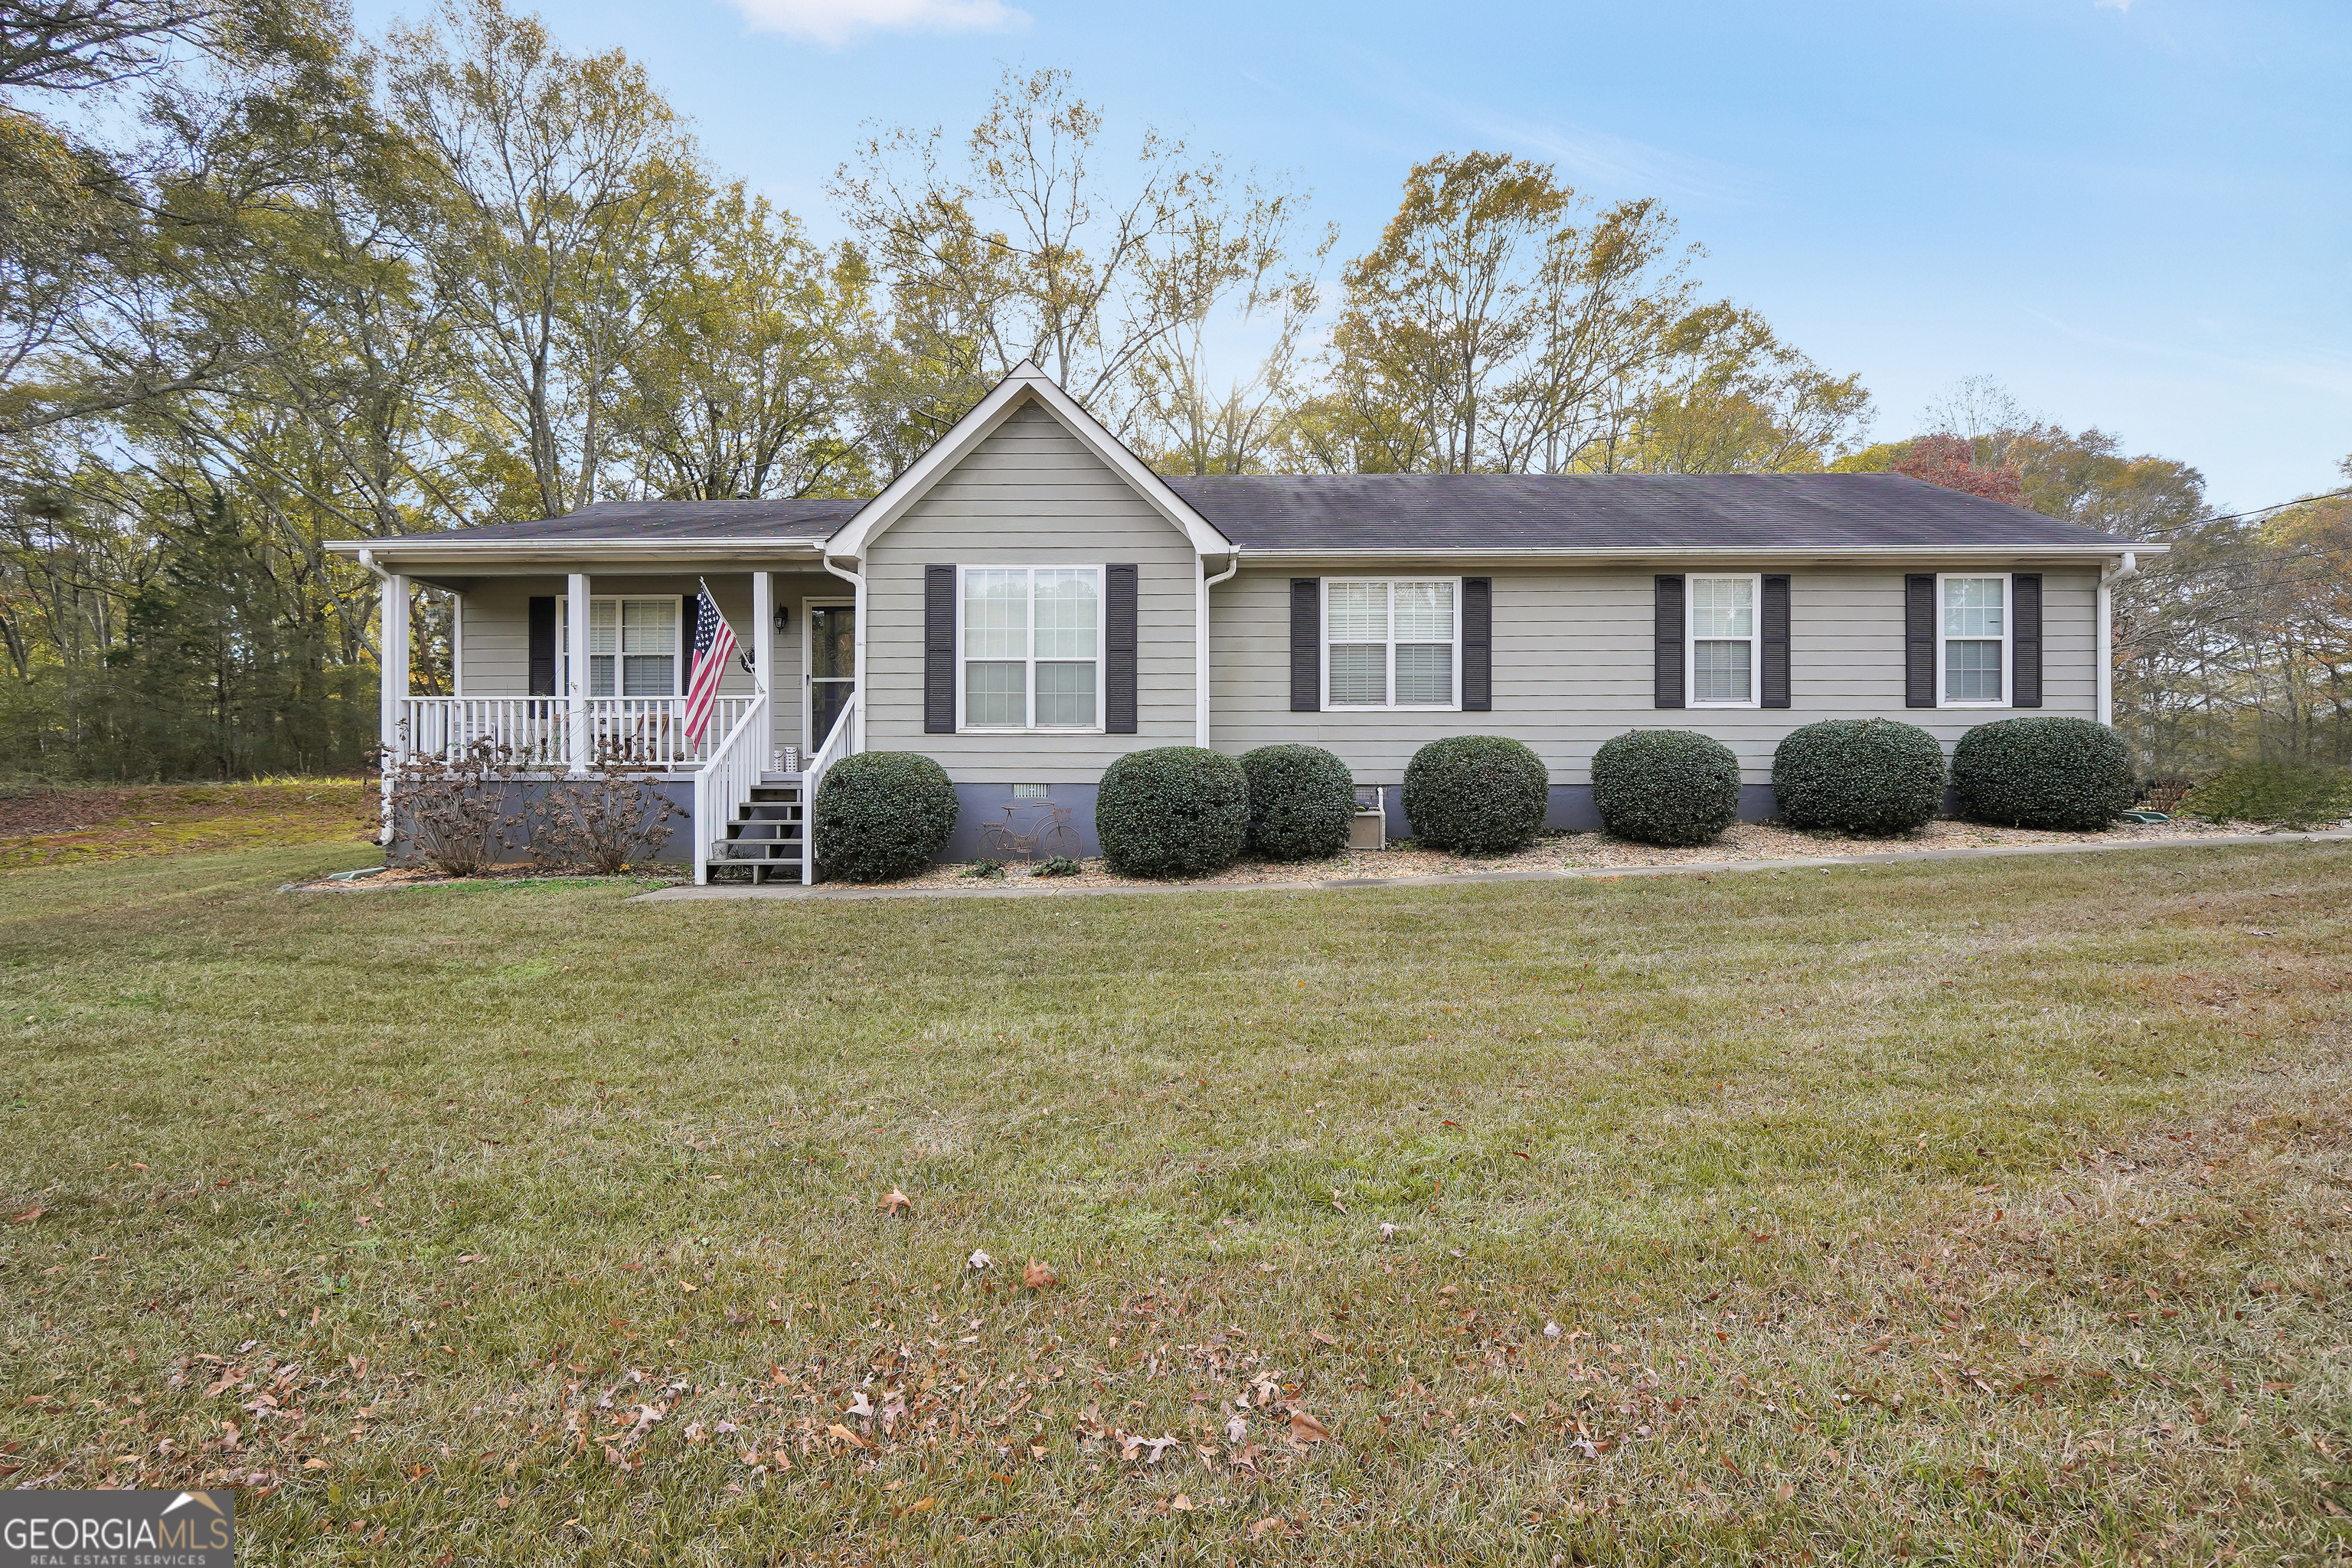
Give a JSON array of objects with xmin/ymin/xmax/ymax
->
[{"xmin": 707, "ymin": 774, "xmax": 808, "ymax": 885}]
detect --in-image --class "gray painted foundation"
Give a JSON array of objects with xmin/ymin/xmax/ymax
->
[
  {"xmin": 387, "ymin": 775, "xmax": 695, "ymax": 867},
  {"xmin": 928, "ymin": 779, "xmax": 1785, "ymax": 866}
]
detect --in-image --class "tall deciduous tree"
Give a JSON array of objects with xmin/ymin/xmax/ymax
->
[
  {"xmin": 831, "ymin": 67, "xmax": 1297, "ymax": 455},
  {"xmin": 385, "ymin": 0, "xmax": 697, "ymax": 520}
]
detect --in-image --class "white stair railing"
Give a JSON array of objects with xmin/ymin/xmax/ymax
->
[
  {"xmin": 691, "ymin": 695, "xmax": 769, "ymax": 887},
  {"xmin": 799, "ymin": 691, "xmax": 861, "ymax": 885}
]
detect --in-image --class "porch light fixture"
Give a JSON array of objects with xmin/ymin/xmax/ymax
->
[{"xmin": 773, "ymin": 602, "xmax": 789, "ymax": 633}]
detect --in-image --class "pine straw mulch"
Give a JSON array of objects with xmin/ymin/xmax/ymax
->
[{"xmin": 885, "ymin": 813, "xmax": 2308, "ymax": 892}]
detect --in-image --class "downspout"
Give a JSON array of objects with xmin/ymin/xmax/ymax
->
[
  {"xmin": 821, "ymin": 554, "xmax": 865, "ymax": 753},
  {"xmin": 1196, "ymin": 549, "xmax": 1240, "ymax": 748},
  {"xmin": 2097, "ymin": 550, "xmax": 2138, "ymax": 728}
]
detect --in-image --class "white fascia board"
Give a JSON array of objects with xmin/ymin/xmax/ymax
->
[
  {"xmin": 323, "ymin": 539, "xmax": 828, "ymax": 568},
  {"xmin": 823, "ymin": 361, "xmax": 1234, "ymax": 563}
]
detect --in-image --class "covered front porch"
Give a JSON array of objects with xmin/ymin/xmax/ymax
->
[{"xmin": 371, "ymin": 564, "xmax": 863, "ymax": 884}]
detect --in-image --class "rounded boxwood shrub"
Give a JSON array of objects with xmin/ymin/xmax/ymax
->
[
  {"xmin": 1240, "ymin": 744, "xmax": 1356, "ymax": 861},
  {"xmin": 812, "ymin": 751, "xmax": 959, "ymax": 882},
  {"xmin": 1771, "ymin": 718, "xmax": 1947, "ymax": 836},
  {"xmin": 1952, "ymin": 717, "xmax": 2135, "ymax": 831},
  {"xmin": 1096, "ymin": 746, "xmax": 1249, "ymax": 877},
  {"xmin": 1401, "ymin": 735, "xmax": 1550, "ymax": 853},
  {"xmin": 1590, "ymin": 729, "xmax": 1742, "ymax": 846}
]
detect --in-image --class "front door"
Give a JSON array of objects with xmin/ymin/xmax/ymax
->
[{"xmin": 806, "ymin": 601, "xmax": 855, "ymax": 753}]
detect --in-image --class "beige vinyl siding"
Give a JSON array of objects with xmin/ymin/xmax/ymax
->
[
  {"xmin": 862, "ymin": 397, "xmax": 1198, "ymax": 782},
  {"xmin": 1209, "ymin": 564, "xmax": 2099, "ymax": 783}
]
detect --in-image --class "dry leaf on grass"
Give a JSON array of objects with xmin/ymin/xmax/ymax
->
[
  {"xmin": 880, "ymin": 1186, "xmax": 913, "ymax": 1216},
  {"xmin": 1022, "ymin": 1259, "xmax": 1058, "ymax": 1290},
  {"xmin": 1287, "ymin": 1410, "xmax": 1332, "ymax": 1444}
]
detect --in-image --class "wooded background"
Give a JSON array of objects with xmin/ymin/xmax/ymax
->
[{"xmin": 0, "ymin": 0, "xmax": 2344, "ymax": 782}]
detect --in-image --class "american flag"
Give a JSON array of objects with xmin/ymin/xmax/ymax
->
[{"xmin": 684, "ymin": 580, "xmax": 738, "ymax": 747}]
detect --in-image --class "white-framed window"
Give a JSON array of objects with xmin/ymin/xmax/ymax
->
[
  {"xmin": 1686, "ymin": 574, "xmax": 1760, "ymax": 707},
  {"xmin": 1937, "ymin": 573, "xmax": 2010, "ymax": 707},
  {"xmin": 558, "ymin": 595, "xmax": 680, "ymax": 697},
  {"xmin": 959, "ymin": 566, "xmax": 1102, "ymax": 730},
  {"xmin": 1324, "ymin": 579, "xmax": 1460, "ymax": 709}
]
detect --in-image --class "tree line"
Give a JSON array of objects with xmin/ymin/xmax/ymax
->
[{"xmin": 0, "ymin": 0, "xmax": 2341, "ymax": 781}]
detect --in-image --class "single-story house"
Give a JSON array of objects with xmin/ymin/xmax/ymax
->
[{"xmin": 326, "ymin": 361, "xmax": 2155, "ymax": 883}]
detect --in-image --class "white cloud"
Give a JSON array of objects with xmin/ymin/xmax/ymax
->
[
  {"xmin": 2094, "ymin": 0, "xmax": 2134, "ymax": 13},
  {"xmin": 724, "ymin": 0, "xmax": 1029, "ymax": 47}
]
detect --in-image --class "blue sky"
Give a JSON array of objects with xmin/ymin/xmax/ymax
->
[{"xmin": 352, "ymin": 0, "xmax": 2351, "ymax": 510}]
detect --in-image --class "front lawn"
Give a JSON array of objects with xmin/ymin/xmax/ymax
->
[{"xmin": 2, "ymin": 840, "xmax": 2347, "ymax": 1563}]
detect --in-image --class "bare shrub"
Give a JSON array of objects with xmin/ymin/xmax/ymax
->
[
  {"xmin": 534, "ymin": 767, "xmax": 681, "ymax": 874},
  {"xmin": 387, "ymin": 739, "xmax": 524, "ymax": 877}
]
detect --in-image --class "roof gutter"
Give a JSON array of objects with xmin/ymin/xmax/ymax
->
[{"xmin": 1226, "ymin": 544, "xmax": 2168, "ymax": 564}]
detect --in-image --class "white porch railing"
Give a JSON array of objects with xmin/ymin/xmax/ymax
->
[
  {"xmin": 397, "ymin": 696, "xmax": 753, "ymax": 769},
  {"xmin": 691, "ymin": 696, "xmax": 770, "ymax": 887},
  {"xmin": 799, "ymin": 691, "xmax": 861, "ymax": 885}
]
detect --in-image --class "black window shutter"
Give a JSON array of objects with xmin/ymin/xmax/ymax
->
[
  {"xmin": 681, "ymin": 594, "xmax": 697, "ymax": 691},
  {"xmin": 1904, "ymin": 573, "xmax": 1937, "ymax": 707},
  {"xmin": 1105, "ymin": 564, "xmax": 1138, "ymax": 733},
  {"xmin": 1653, "ymin": 575, "xmax": 1684, "ymax": 708},
  {"xmin": 528, "ymin": 596, "xmax": 556, "ymax": 696},
  {"xmin": 1461, "ymin": 577, "xmax": 1492, "ymax": 711},
  {"xmin": 2011, "ymin": 573, "xmax": 2042, "ymax": 708},
  {"xmin": 923, "ymin": 565, "xmax": 956, "ymax": 733},
  {"xmin": 1289, "ymin": 578, "xmax": 1320, "ymax": 712},
  {"xmin": 1760, "ymin": 573, "xmax": 1791, "ymax": 709}
]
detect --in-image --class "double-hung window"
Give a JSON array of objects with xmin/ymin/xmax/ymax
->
[
  {"xmin": 557, "ymin": 596, "xmax": 679, "ymax": 697},
  {"xmin": 960, "ymin": 567, "xmax": 1101, "ymax": 730},
  {"xmin": 1325, "ymin": 579, "xmax": 1459, "ymax": 708},
  {"xmin": 1939, "ymin": 574, "xmax": 2008, "ymax": 706},
  {"xmin": 1687, "ymin": 575, "xmax": 1759, "ymax": 707}
]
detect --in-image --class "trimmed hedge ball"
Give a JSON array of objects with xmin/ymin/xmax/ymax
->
[
  {"xmin": 1952, "ymin": 717, "xmax": 2135, "ymax": 831},
  {"xmin": 1401, "ymin": 735, "xmax": 1550, "ymax": 854},
  {"xmin": 813, "ymin": 751, "xmax": 959, "ymax": 882},
  {"xmin": 1771, "ymin": 718, "xmax": 1947, "ymax": 836},
  {"xmin": 1240, "ymin": 744, "xmax": 1356, "ymax": 861},
  {"xmin": 1096, "ymin": 746, "xmax": 1250, "ymax": 877},
  {"xmin": 1590, "ymin": 729, "xmax": 1742, "ymax": 846}
]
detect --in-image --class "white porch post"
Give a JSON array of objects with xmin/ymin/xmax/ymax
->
[
  {"xmin": 566, "ymin": 572, "xmax": 590, "ymax": 773},
  {"xmin": 750, "ymin": 569, "xmax": 774, "ymax": 765},
  {"xmin": 379, "ymin": 571, "xmax": 410, "ymax": 756},
  {"xmin": 377, "ymin": 570, "xmax": 409, "ymax": 847}
]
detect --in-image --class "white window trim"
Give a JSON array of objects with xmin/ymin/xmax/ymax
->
[
  {"xmin": 1685, "ymin": 572, "xmax": 1762, "ymax": 709},
  {"xmin": 557, "ymin": 593, "xmax": 684, "ymax": 699},
  {"xmin": 1935, "ymin": 571, "xmax": 2012, "ymax": 710},
  {"xmin": 955, "ymin": 564, "xmax": 1107, "ymax": 733},
  {"xmin": 1320, "ymin": 577, "xmax": 1464, "ymax": 711}
]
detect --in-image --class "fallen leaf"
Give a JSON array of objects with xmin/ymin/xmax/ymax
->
[
  {"xmin": 302, "ymin": 1458, "xmax": 327, "ymax": 1471},
  {"xmin": 967, "ymin": 1249, "xmax": 992, "ymax": 1272},
  {"xmin": 1775, "ymin": 1482, "xmax": 1795, "ymax": 1502},
  {"xmin": 1169, "ymin": 1493, "xmax": 1194, "ymax": 1512},
  {"xmin": 8, "ymin": 1207, "xmax": 44, "ymax": 1225},
  {"xmin": 1287, "ymin": 1410, "xmax": 1332, "ymax": 1444},
  {"xmin": 1309, "ymin": 1330, "xmax": 1338, "ymax": 1347},
  {"xmin": 880, "ymin": 1187, "xmax": 913, "ymax": 1217},
  {"xmin": 1022, "ymin": 1259, "xmax": 1058, "ymax": 1290}
]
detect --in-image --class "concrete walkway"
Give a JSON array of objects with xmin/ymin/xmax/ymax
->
[{"xmin": 634, "ymin": 828, "xmax": 2352, "ymax": 903}]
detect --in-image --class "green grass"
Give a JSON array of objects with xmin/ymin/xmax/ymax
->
[{"xmin": 2, "ymin": 838, "xmax": 2348, "ymax": 1564}]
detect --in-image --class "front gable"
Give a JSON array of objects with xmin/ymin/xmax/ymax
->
[{"xmin": 827, "ymin": 362, "xmax": 1229, "ymax": 564}]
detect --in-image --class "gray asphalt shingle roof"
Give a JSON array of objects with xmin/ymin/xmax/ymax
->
[
  {"xmin": 368, "ymin": 473, "xmax": 2129, "ymax": 552},
  {"xmin": 422, "ymin": 498, "xmax": 858, "ymax": 542},
  {"xmin": 1158, "ymin": 472, "xmax": 2128, "ymax": 550}
]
